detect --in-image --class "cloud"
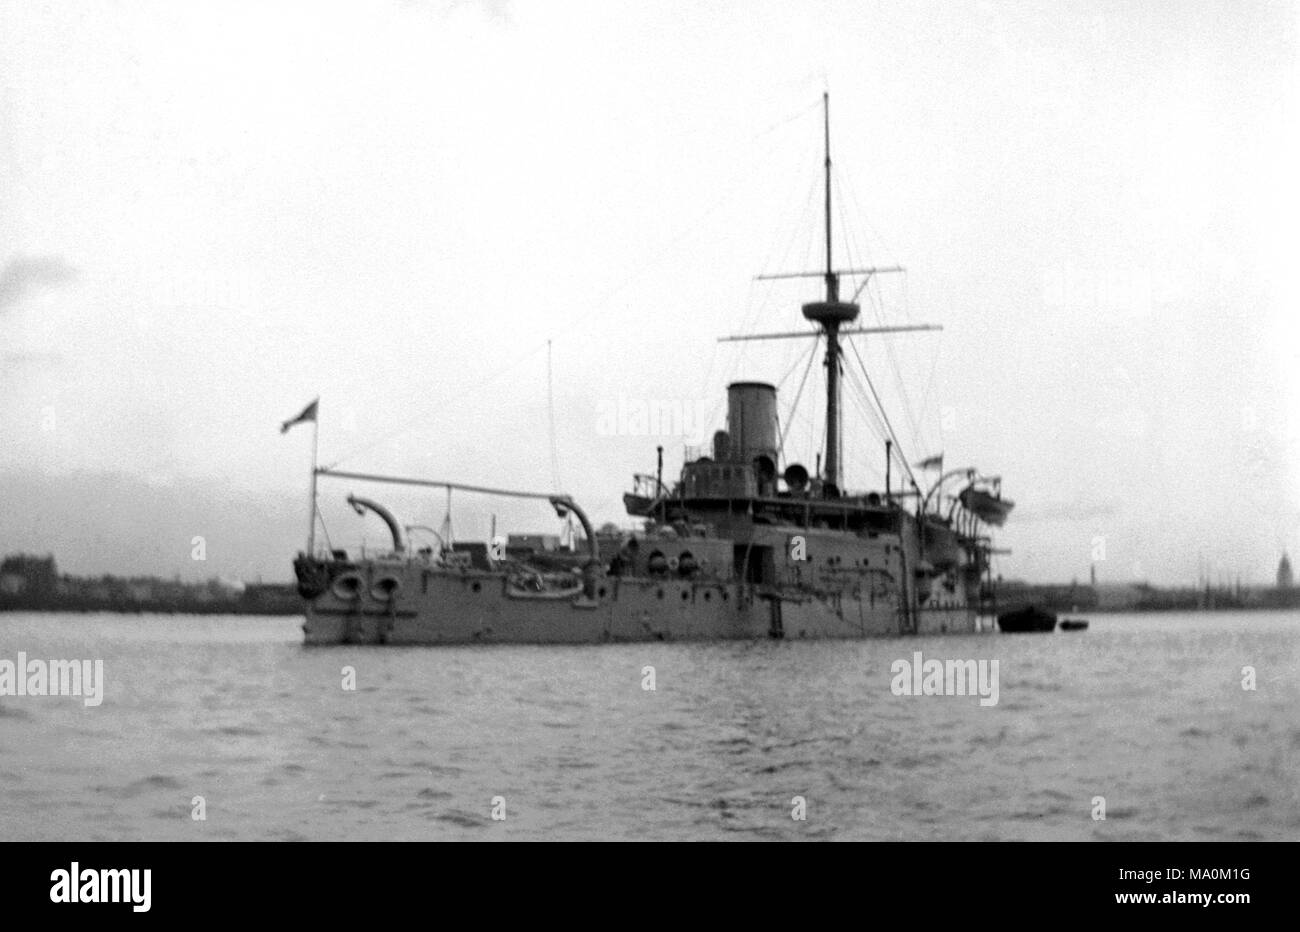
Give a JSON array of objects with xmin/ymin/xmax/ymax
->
[{"xmin": 0, "ymin": 256, "xmax": 78, "ymax": 312}]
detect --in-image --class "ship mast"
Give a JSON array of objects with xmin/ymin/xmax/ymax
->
[
  {"xmin": 802, "ymin": 90, "xmax": 866, "ymax": 492},
  {"xmin": 816, "ymin": 92, "xmax": 848, "ymax": 490},
  {"xmin": 823, "ymin": 92, "xmax": 836, "ymax": 304},
  {"xmin": 720, "ymin": 92, "xmax": 934, "ymax": 497}
]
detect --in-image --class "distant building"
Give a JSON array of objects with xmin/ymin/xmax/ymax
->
[
  {"xmin": 1279, "ymin": 553, "xmax": 1294, "ymax": 590},
  {"xmin": 127, "ymin": 581, "xmax": 154, "ymax": 602},
  {"xmin": 0, "ymin": 554, "xmax": 59, "ymax": 596}
]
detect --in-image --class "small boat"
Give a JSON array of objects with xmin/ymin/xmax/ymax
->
[
  {"xmin": 1058, "ymin": 618, "xmax": 1089, "ymax": 631},
  {"xmin": 958, "ymin": 486, "xmax": 1014, "ymax": 527},
  {"xmin": 997, "ymin": 605, "xmax": 1057, "ymax": 633},
  {"xmin": 505, "ymin": 570, "xmax": 585, "ymax": 601}
]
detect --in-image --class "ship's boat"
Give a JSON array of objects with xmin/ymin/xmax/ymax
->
[
  {"xmin": 287, "ymin": 94, "xmax": 1019, "ymax": 646},
  {"xmin": 997, "ymin": 605, "xmax": 1057, "ymax": 633},
  {"xmin": 506, "ymin": 570, "xmax": 584, "ymax": 601},
  {"xmin": 958, "ymin": 487, "xmax": 1014, "ymax": 527},
  {"xmin": 1058, "ymin": 618, "xmax": 1089, "ymax": 631},
  {"xmin": 622, "ymin": 493, "xmax": 654, "ymax": 517},
  {"xmin": 623, "ymin": 474, "xmax": 669, "ymax": 518}
]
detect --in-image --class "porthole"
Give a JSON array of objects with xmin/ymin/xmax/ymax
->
[
  {"xmin": 471, "ymin": 581, "xmax": 482, "ymax": 593},
  {"xmin": 704, "ymin": 591, "xmax": 711, "ymax": 601},
  {"xmin": 657, "ymin": 589, "xmax": 664, "ymax": 599},
  {"xmin": 681, "ymin": 590, "xmax": 689, "ymax": 601},
  {"xmin": 598, "ymin": 587, "xmax": 607, "ymax": 598},
  {"xmin": 370, "ymin": 575, "xmax": 402, "ymax": 602},
  {"xmin": 330, "ymin": 573, "xmax": 364, "ymax": 601}
]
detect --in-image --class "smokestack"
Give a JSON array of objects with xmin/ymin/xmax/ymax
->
[{"xmin": 726, "ymin": 382, "xmax": 778, "ymax": 467}]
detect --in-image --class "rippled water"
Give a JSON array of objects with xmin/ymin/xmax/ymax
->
[{"xmin": 1, "ymin": 610, "xmax": 1297, "ymax": 840}]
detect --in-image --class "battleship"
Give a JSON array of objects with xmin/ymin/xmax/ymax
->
[{"xmin": 291, "ymin": 94, "xmax": 1014, "ymax": 645}]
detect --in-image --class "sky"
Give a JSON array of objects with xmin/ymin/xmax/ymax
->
[{"xmin": 1, "ymin": 0, "xmax": 1296, "ymax": 586}]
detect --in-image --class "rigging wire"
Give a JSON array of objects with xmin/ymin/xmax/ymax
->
[
  {"xmin": 913, "ymin": 330, "xmax": 944, "ymax": 459},
  {"xmin": 704, "ymin": 139, "xmax": 822, "ymax": 440},
  {"xmin": 810, "ymin": 349, "xmax": 826, "ymax": 482},
  {"xmin": 328, "ymin": 112, "xmax": 818, "ymax": 473},
  {"xmin": 316, "ymin": 508, "xmax": 334, "ymax": 553},
  {"xmin": 547, "ymin": 339, "xmax": 561, "ymax": 492},
  {"xmin": 774, "ymin": 335, "xmax": 816, "ymax": 389},
  {"xmin": 838, "ymin": 165, "xmax": 937, "ymax": 461},
  {"xmin": 835, "ymin": 192, "xmax": 924, "ymax": 482},
  {"xmin": 840, "ymin": 359, "xmax": 894, "ymax": 486},
  {"xmin": 777, "ymin": 333, "xmax": 819, "ymax": 461},
  {"xmin": 322, "ymin": 340, "xmax": 550, "ymax": 471},
  {"xmin": 846, "ymin": 331, "xmax": 918, "ymax": 492},
  {"xmin": 752, "ymin": 98, "xmax": 824, "ymax": 141},
  {"xmin": 841, "ymin": 359, "xmax": 892, "ymax": 454},
  {"xmin": 734, "ymin": 168, "xmax": 821, "ymax": 361}
]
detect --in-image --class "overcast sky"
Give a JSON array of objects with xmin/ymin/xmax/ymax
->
[{"xmin": 1, "ymin": 0, "xmax": 1296, "ymax": 586}]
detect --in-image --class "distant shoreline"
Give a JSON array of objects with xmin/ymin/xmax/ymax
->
[
  {"xmin": 993, "ymin": 580, "xmax": 1300, "ymax": 614},
  {"xmin": 0, "ymin": 600, "xmax": 303, "ymax": 616},
  {"xmin": 0, "ymin": 554, "xmax": 302, "ymax": 616}
]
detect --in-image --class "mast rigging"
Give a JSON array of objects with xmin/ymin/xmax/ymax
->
[{"xmin": 720, "ymin": 92, "xmax": 929, "ymax": 495}]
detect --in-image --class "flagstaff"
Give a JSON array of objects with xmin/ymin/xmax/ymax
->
[
  {"xmin": 281, "ymin": 397, "xmax": 321, "ymax": 556},
  {"xmin": 308, "ymin": 412, "xmax": 318, "ymax": 556}
]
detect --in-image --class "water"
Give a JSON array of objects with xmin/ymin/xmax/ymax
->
[{"xmin": 1, "ymin": 610, "xmax": 1296, "ymax": 841}]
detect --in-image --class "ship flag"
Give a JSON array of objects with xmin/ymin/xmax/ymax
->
[
  {"xmin": 916, "ymin": 453, "xmax": 944, "ymax": 470},
  {"xmin": 281, "ymin": 398, "xmax": 319, "ymax": 434}
]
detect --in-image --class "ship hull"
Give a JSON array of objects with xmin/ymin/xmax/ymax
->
[{"xmin": 300, "ymin": 563, "xmax": 979, "ymax": 645}]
